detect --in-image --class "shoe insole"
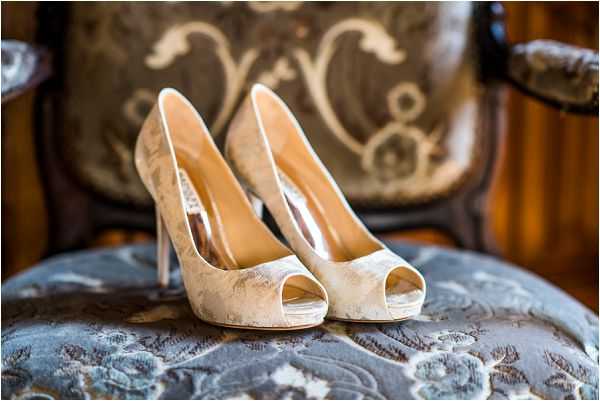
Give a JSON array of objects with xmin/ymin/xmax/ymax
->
[
  {"xmin": 386, "ymin": 280, "xmax": 423, "ymax": 305},
  {"xmin": 276, "ymin": 165, "xmax": 352, "ymax": 262},
  {"xmin": 179, "ymin": 167, "xmax": 236, "ymax": 269},
  {"xmin": 276, "ymin": 161, "xmax": 423, "ymax": 308},
  {"xmin": 179, "ymin": 167, "xmax": 326, "ymax": 319}
]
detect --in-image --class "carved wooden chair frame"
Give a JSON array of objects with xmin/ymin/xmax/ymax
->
[{"xmin": 20, "ymin": 3, "xmax": 597, "ymax": 257}]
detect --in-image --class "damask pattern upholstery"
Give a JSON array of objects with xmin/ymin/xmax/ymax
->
[
  {"xmin": 2, "ymin": 242, "xmax": 597, "ymax": 399},
  {"xmin": 60, "ymin": 2, "xmax": 484, "ymax": 207}
]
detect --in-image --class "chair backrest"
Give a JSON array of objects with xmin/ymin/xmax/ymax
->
[{"xmin": 36, "ymin": 2, "xmax": 506, "ymax": 254}]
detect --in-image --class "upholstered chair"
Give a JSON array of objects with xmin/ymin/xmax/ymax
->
[{"xmin": 2, "ymin": 3, "xmax": 598, "ymax": 399}]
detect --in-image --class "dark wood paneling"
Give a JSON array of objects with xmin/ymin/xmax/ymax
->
[
  {"xmin": 1, "ymin": 2, "xmax": 49, "ymax": 275},
  {"xmin": 490, "ymin": 2, "xmax": 598, "ymax": 310}
]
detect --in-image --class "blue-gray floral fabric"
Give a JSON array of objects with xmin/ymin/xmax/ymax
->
[{"xmin": 2, "ymin": 242, "xmax": 598, "ymax": 399}]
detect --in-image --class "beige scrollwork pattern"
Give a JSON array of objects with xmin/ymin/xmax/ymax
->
[
  {"xmin": 142, "ymin": 13, "xmax": 450, "ymax": 188},
  {"xmin": 62, "ymin": 3, "xmax": 485, "ymax": 207},
  {"xmin": 123, "ymin": 89, "xmax": 155, "ymax": 127},
  {"xmin": 145, "ymin": 21, "xmax": 259, "ymax": 135},
  {"xmin": 140, "ymin": 14, "xmax": 414, "ymax": 161},
  {"xmin": 247, "ymin": 1, "xmax": 302, "ymax": 13},
  {"xmin": 111, "ymin": 3, "xmax": 480, "ymax": 205},
  {"xmin": 361, "ymin": 122, "xmax": 445, "ymax": 194},
  {"xmin": 294, "ymin": 18, "xmax": 406, "ymax": 155},
  {"xmin": 257, "ymin": 57, "xmax": 297, "ymax": 89},
  {"xmin": 387, "ymin": 82, "xmax": 427, "ymax": 123}
]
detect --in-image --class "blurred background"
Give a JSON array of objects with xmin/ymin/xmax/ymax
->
[{"xmin": 2, "ymin": 2, "xmax": 598, "ymax": 311}]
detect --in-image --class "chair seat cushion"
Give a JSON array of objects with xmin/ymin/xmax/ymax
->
[{"xmin": 2, "ymin": 242, "xmax": 598, "ymax": 399}]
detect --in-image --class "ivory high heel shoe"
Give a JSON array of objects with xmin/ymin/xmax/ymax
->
[
  {"xmin": 225, "ymin": 84, "xmax": 426, "ymax": 322},
  {"xmin": 134, "ymin": 88, "xmax": 328, "ymax": 330}
]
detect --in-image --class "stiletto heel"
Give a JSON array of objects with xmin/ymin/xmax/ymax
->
[
  {"xmin": 156, "ymin": 208, "xmax": 170, "ymax": 288},
  {"xmin": 135, "ymin": 88, "xmax": 327, "ymax": 330},
  {"xmin": 226, "ymin": 84, "xmax": 426, "ymax": 323}
]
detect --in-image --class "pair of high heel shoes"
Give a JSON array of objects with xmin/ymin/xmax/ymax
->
[{"xmin": 135, "ymin": 84, "xmax": 426, "ymax": 330}]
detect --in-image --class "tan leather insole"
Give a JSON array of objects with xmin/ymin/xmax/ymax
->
[
  {"xmin": 162, "ymin": 93, "xmax": 326, "ymax": 314},
  {"xmin": 276, "ymin": 161, "xmax": 353, "ymax": 262},
  {"xmin": 177, "ymin": 160, "xmax": 327, "ymax": 319},
  {"xmin": 178, "ymin": 163, "xmax": 324, "ymax": 310},
  {"xmin": 167, "ymin": 120, "xmax": 290, "ymax": 268},
  {"xmin": 276, "ymin": 158, "xmax": 423, "ymax": 308},
  {"xmin": 255, "ymin": 90, "xmax": 381, "ymax": 262},
  {"xmin": 178, "ymin": 167, "xmax": 236, "ymax": 269},
  {"xmin": 253, "ymin": 89, "xmax": 422, "ymax": 313}
]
